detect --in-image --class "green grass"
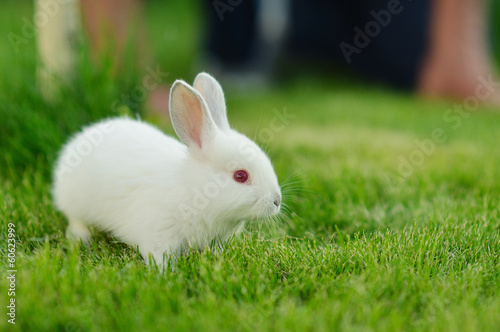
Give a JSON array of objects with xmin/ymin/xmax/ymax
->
[{"xmin": 1, "ymin": 1, "xmax": 500, "ymax": 331}]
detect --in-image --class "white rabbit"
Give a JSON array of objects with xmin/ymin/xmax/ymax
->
[{"xmin": 52, "ymin": 72, "xmax": 281, "ymax": 266}]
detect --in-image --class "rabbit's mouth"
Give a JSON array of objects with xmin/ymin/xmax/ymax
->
[{"xmin": 252, "ymin": 195, "xmax": 281, "ymax": 218}]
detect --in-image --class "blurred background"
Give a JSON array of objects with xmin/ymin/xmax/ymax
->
[
  {"xmin": 1, "ymin": 0, "xmax": 500, "ymax": 167},
  {"xmin": 3, "ymin": 0, "xmax": 500, "ymax": 107},
  {"xmin": 1, "ymin": 0, "xmax": 500, "ymax": 237}
]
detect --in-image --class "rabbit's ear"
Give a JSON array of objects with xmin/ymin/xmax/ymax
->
[
  {"xmin": 169, "ymin": 80, "xmax": 216, "ymax": 149},
  {"xmin": 193, "ymin": 72, "xmax": 230, "ymax": 131}
]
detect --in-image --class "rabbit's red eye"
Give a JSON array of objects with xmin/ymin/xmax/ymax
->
[{"xmin": 233, "ymin": 170, "xmax": 249, "ymax": 184}]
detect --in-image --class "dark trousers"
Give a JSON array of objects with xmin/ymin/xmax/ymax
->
[{"xmin": 203, "ymin": 0, "xmax": 430, "ymax": 89}]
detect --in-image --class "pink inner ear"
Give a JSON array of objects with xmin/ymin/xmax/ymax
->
[{"xmin": 181, "ymin": 90, "xmax": 203, "ymax": 148}]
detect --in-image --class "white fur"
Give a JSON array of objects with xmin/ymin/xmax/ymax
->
[{"xmin": 52, "ymin": 72, "xmax": 281, "ymax": 266}]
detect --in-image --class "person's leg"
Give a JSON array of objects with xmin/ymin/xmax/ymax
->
[
  {"xmin": 81, "ymin": 0, "xmax": 171, "ymax": 114},
  {"xmin": 200, "ymin": 0, "xmax": 275, "ymax": 89},
  {"xmin": 286, "ymin": 0, "xmax": 430, "ymax": 89},
  {"xmin": 80, "ymin": 0, "xmax": 143, "ymax": 65},
  {"xmin": 287, "ymin": 0, "xmax": 355, "ymax": 62},
  {"xmin": 418, "ymin": 0, "xmax": 500, "ymax": 104},
  {"xmin": 343, "ymin": 0, "xmax": 430, "ymax": 89},
  {"xmin": 203, "ymin": 0, "xmax": 258, "ymax": 67}
]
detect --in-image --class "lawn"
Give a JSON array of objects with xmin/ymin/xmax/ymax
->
[{"xmin": 1, "ymin": 1, "xmax": 500, "ymax": 331}]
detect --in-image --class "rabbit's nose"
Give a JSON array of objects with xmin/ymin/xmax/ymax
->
[{"xmin": 273, "ymin": 195, "xmax": 281, "ymax": 208}]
